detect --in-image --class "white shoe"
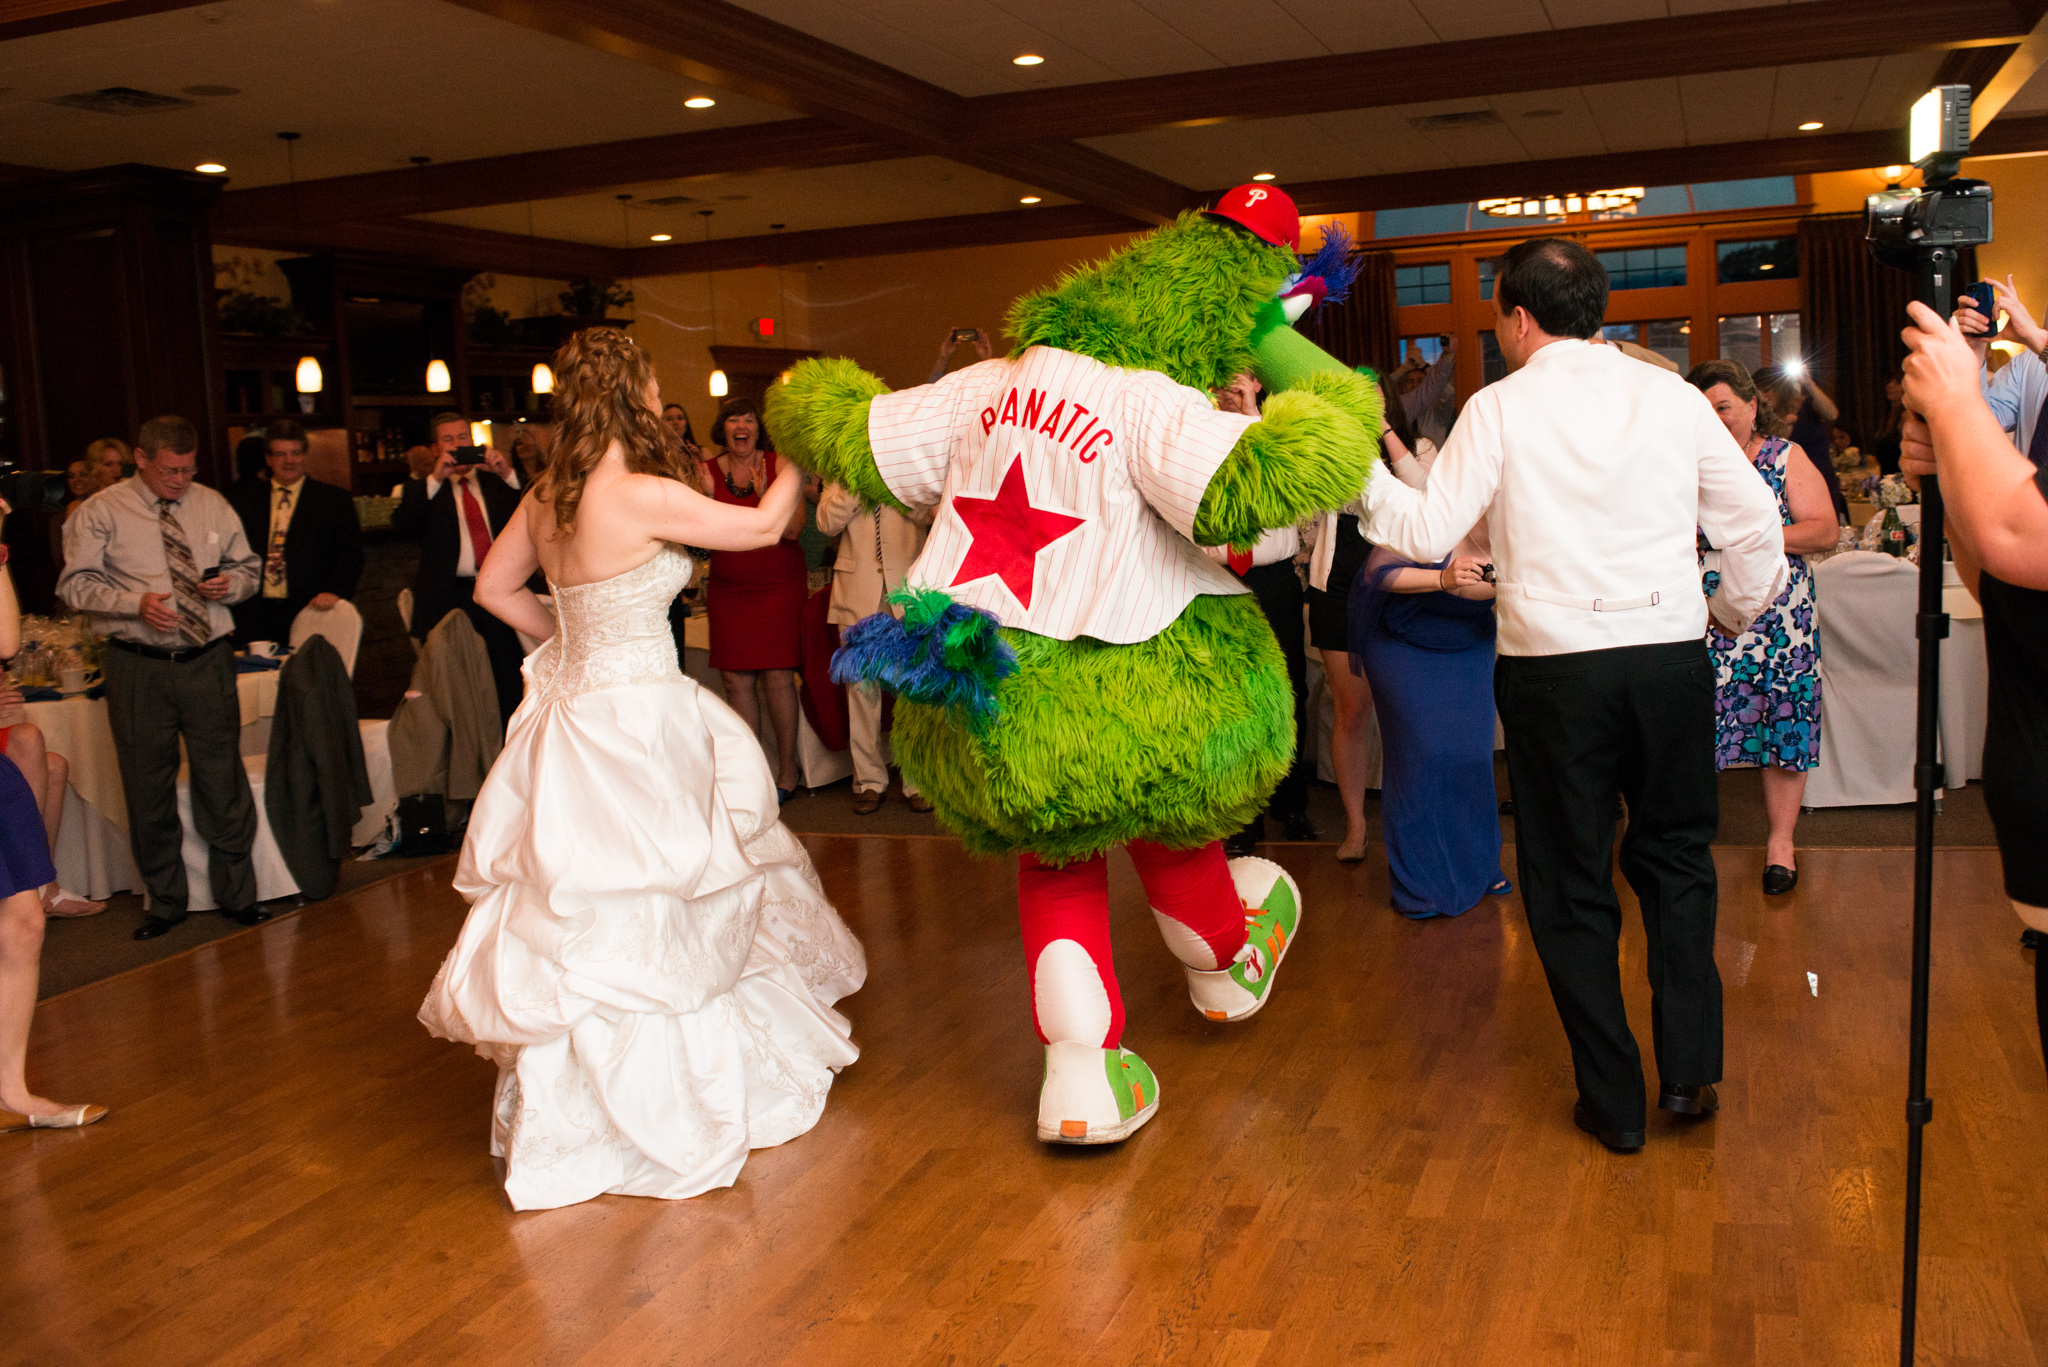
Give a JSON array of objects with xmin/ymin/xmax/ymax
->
[
  {"xmin": 1184, "ymin": 857, "xmax": 1302, "ymax": 1022},
  {"xmin": 1036, "ymin": 1041, "xmax": 1160, "ymax": 1145}
]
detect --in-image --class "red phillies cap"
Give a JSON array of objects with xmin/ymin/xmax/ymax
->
[{"xmin": 1207, "ymin": 183, "xmax": 1299, "ymax": 247}]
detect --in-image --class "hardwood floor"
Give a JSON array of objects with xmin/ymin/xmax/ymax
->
[{"xmin": 4, "ymin": 838, "xmax": 2045, "ymax": 1365}]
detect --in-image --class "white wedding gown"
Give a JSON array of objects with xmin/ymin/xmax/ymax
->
[{"xmin": 419, "ymin": 544, "xmax": 866, "ymax": 1211}]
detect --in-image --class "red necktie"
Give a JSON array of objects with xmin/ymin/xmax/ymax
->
[{"xmin": 456, "ymin": 476, "xmax": 494, "ymax": 568}]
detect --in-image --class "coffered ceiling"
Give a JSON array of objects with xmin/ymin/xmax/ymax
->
[{"xmin": 4, "ymin": 0, "xmax": 2048, "ymax": 278}]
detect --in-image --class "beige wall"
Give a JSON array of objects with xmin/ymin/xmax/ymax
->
[
  {"xmin": 631, "ymin": 231, "xmax": 1147, "ymax": 440},
  {"xmin": 1811, "ymin": 154, "xmax": 2048, "ymax": 311}
]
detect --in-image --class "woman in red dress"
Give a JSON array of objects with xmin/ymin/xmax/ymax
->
[{"xmin": 706, "ymin": 397, "xmax": 808, "ymax": 800}]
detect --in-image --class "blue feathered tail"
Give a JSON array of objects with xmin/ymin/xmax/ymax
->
[{"xmin": 829, "ymin": 586, "xmax": 1016, "ymax": 735}]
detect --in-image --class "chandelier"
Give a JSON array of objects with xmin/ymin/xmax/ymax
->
[{"xmin": 1476, "ymin": 187, "xmax": 1646, "ymax": 221}]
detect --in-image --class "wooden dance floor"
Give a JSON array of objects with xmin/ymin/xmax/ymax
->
[{"xmin": 6, "ymin": 835, "xmax": 2047, "ymax": 1365}]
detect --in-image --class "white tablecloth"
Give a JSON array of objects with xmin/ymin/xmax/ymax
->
[
  {"xmin": 1805, "ymin": 552, "xmax": 1986, "ymax": 808},
  {"xmin": 20, "ymin": 669, "xmax": 395, "ymax": 904}
]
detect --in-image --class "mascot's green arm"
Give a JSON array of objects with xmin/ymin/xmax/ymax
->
[
  {"xmin": 1191, "ymin": 321, "xmax": 1384, "ymax": 548},
  {"xmin": 762, "ymin": 357, "xmax": 909, "ymax": 514}
]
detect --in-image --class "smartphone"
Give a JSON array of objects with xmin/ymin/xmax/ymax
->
[
  {"xmin": 1963, "ymin": 281, "xmax": 1997, "ymax": 319},
  {"xmin": 451, "ymin": 445, "xmax": 488, "ymax": 467},
  {"xmin": 949, "ymin": 327, "xmax": 980, "ymax": 344}
]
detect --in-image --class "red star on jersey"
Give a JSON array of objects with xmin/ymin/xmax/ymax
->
[{"xmin": 948, "ymin": 455, "xmax": 1086, "ymax": 610}]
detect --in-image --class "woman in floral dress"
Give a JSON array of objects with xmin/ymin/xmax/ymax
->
[{"xmin": 1687, "ymin": 359, "xmax": 1843, "ymax": 895}]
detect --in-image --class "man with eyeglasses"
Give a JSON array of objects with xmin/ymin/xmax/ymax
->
[{"xmin": 58, "ymin": 415, "xmax": 267, "ymax": 941}]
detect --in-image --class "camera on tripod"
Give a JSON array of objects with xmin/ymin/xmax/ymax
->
[{"xmin": 1866, "ymin": 84, "xmax": 1993, "ymax": 275}]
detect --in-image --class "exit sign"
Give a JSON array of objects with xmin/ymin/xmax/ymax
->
[{"xmin": 749, "ymin": 316, "xmax": 776, "ymax": 338}]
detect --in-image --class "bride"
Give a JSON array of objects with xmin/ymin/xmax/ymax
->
[{"xmin": 419, "ymin": 329, "xmax": 865, "ymax": 1212}]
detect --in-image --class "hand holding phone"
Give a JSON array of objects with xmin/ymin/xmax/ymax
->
[
  {"xmin": 452, "ymin": 445, "xmax": 488, "ymax": 468},
  {"xmin": 1963, "ymin": 281, "xmax": 1997, "ymax": 320}
]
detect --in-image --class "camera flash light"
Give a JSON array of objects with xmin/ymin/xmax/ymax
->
[{"xmin": 1910, "ymin": 85, "xmax": 1970, "ymax": 169}]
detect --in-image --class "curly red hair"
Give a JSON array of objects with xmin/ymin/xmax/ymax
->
[{"xmin": 535, "ymin": 328, "xmax": 697, "ymax": 533}]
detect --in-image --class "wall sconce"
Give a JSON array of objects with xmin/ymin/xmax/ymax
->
[
  {"xmin": 426, "ymin": 358, "xmax": 451, "ymax": 393},
  {"xmin": 531, "ymin": 362, "xmax": 554, "ymax": 395},
  {"xmin": 709, "ymin": 369, "xmax": 729, "ymax": 397}
]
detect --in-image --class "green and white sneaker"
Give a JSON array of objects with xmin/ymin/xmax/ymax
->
[
  {"xmin": 1185, "ymin": 856, "xmax": 1302, "ymax": 1023},
  {"xmin": 1037, "ymin": 1041, "xmax": 1160, "ymax": 1145}
]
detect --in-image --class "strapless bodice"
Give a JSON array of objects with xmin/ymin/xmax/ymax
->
[{"xmin": 527, "ymin": 544, "xmax": 693, "ymax": 704}]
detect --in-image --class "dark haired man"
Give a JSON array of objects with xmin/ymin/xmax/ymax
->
[
  {"xmin": 1363, "ymin": 238, "xmax": 1787, "ymax": 1152},
  {"xmin": 229, "ymin": 419, "xmax": 362, "ymax": 648},
  {"xmin": 392, "ymin": 413, "xmax": 526, "ymax": 723},
  {"xmin": 58, "ymin": 414, "xmax": 268, "ymax": 939}
]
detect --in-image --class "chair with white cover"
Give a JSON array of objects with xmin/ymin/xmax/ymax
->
[
  {"xmin": 288, "ymin": 598, "xmax": 364, "ymax": 676},
  {"xmin": 1806, "ymin": 551, "xmax": 1924, "ymax": 807}
]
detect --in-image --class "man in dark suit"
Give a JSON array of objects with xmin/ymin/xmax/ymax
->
[
  {"xmin": 229, "ymin": 419, "xmax": 364, "ymax": 648},
  {"xmin": 391, "ymin": 412, "xmax": 528, "ymax": 724}
]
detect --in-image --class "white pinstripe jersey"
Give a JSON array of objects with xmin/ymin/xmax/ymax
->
[{"xmin": 866, "ymin": 346, "xmax": 1255, "ymax": 644}]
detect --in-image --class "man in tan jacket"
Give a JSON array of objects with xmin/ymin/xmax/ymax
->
[{"xmin": 815, "ymin": 482, "xmax": 934, "ymax": 814}]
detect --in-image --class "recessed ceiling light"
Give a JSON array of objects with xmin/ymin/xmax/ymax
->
[
  {"xmin": 1019, "ymin": 195, "xmax": 1041, "ymax": 203},
  {"xmin": 1798, "ymin": 120, "xmax": 1823, "ymax": 131},
  {"xmin": 194, "ymin": 162, "xmax": 226, "ymax": 173},
  {"xmin": 1251, "ymin": 172, "xmax": 1275, "ymax": 181},
  {"xmin": 1760, "ymin": 262, "xmax": 1775, "ymax": 269},
  {"xmin": 685, "ymin": 96, "xmax": 716, "ymax": 108},
  {"xmin": 650, "ymin": 233, "xmax": 672, "ymax": 242},
  {"xmin": 1013, "ymin": 54, "xmax": 1044, "ymax": 66}
]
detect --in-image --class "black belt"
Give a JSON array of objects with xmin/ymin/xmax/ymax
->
[{"xmin": 108, "ymin": 635, "xmax": 230, "ymax": 664}]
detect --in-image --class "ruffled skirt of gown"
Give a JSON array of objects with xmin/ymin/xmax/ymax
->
[{"xmin": 419, "ymin": 654, "xmax": 865, "ymax": 1211}]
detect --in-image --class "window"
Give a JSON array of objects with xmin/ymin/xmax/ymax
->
[
  {"xmin": 1692, "ymin": 176, "xmax": 1797, "ymax": 212},
  {"xmin": 1596, "ymin": 245, "xmax": 1687, "ymax": 291},
  {"xmin": 1395, "ymin": 262, "xmax": 1452, "ymax": 307},
  {"xmin": 1718, "ymin": 314, "xmax": 1762, "ymax": 372},
  {"xmin": 1480, "ymin": 331, "xmax": 1507, "ymax": 386},
  {"xmin": 1478, "ymin": 257, "xmax": 1498, "ymax": 301},
  {"xmin": 1374, "ymin": 203, "xmax": 1470, "ymax": 238},
  {"xmin": 1769, "ymin": 312, "xmax": 1803, "ymax": 368},
  {"xmin": 1716, "ymin": 312, "xmax": 1804, "ymax": 372},
  {"xmin": 1602, "ymin": 319, "xmax": 1692, "ymax": 372},
  {"xmin": 1717, "ymin": 238, "xmax": 1798, "ymax": 283}
]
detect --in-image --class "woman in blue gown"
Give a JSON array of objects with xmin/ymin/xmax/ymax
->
[{"xmin": 1349, "ymin": 433, "xmax": 1509, "ymax": 919}]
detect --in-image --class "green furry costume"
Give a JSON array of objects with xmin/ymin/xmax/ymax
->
[{"xmin": 767, "ymin": 209, "xmax": 1381, "ymax": 862}]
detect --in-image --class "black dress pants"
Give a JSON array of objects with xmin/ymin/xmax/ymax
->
[
  {"xmin": 1494, "ymin": 638, "xmax": 1723, "ymax": 1130},
  {"xmin": 103, "ymin": 639, "xmax": 257, "ymax": 918},
  {"xmin": 1240, "ymin": 559, "xmax": 1309, "ymax": 824}
]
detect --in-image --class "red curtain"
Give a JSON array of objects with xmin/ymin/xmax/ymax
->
[
  {"xmin": 1798, "ymin": 213, "xmax": 1976, "ymax": 444},
  {"xmin": 1303, "ymin": 250, "xmax": 1399, "ymax": 376}
]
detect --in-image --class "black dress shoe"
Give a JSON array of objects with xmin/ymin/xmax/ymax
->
[
  {"xmin": 2024, "ymin": 927, "xmax": 2047, "ymax": 951},
  {"xmin": 1223, "ymin": 828, "xmax": 1260, "ymax": 858},
  {"xmin": 1278, "ymin": 812, "xmax": 1319, "ymax": 842},
  {"xmin": 1659, "ymin": 1082, "xmax": 1719, "ymax": 1116},
  {"xmin": 1498, "ymin": 798, "xmax": 1516, "ymax": 816},
  {"xmin": 1573, "ymin": 1102, "xmax": 1645, "ymax": 1153},
  {"xmin": 132, "ymin": 917, "xmax": 178, "ymax": 941},
  {"xmin": 1762, "ymin": 864, "xmax": 1798, "ymax": 895},
  {"xmin": 225, "ymin": 907, "xmax": 273, "ymax": 927}
]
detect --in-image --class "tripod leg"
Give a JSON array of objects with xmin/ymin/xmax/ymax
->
[{"xmin": 2036, "ymin": 943, "xmax": 2048, "ymax": 1085}]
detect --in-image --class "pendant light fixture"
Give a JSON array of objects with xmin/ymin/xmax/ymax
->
[
  {"xmin": 279, "ymin": 132, "xmax": 323, "ymax": 409},
  {"xmin": 701, "ymin": 209, "xmax": 727, "ymax": 397},
  {"xmin": 411, "ymin": 155, "xmax": 450, "ymax": 394},
  {"xmin": 525, "ymin": 201, "xmax": 554, "ymax": 396}
]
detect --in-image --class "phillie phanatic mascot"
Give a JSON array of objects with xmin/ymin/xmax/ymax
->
[{"xmin": 766, "ymin": 184, "xmax": 1380, "ymax": 1144}]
